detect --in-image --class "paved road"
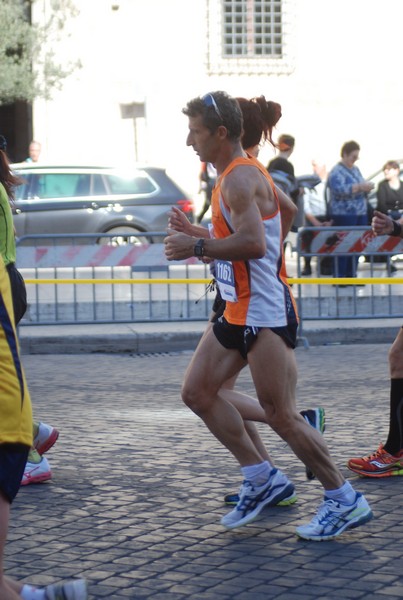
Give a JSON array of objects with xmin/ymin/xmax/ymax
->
[{"xmin": 8, "ymin": 346, "xmax": 403, "ymax": 599}]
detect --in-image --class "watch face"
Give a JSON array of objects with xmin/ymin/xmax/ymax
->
[{"xmin": 194, "ymin": 240, "xmax": 204, "ymax": 256}]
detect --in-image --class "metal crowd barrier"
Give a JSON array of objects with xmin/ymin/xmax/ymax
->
[
  {"xmin": 15, "ymin": 228, "xmax": 403, "ymax": 327},
  {"xmin": 16, "ymin": 233, "xmax": 214, "ymax": 325},
  {"xmin": 294, "ymin": 225, "xmax": 403, "ymax": 338}
]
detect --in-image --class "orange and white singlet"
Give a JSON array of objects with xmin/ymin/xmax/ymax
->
[{"xmin": 211, "ymin": 155, "xmax": 298, "ymax": 328}]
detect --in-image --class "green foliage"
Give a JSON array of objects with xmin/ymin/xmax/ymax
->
[{"xmin": 0, "ymin": 0, "xmax": 80, "ymax": 105}]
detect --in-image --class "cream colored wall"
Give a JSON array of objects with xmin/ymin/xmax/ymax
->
[{"xmin": 31, "ymin": 0, "xmax": 403, "ymax": 204}]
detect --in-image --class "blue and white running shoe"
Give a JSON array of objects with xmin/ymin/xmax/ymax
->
[
  {"xmin": 44, "ymin": 579, "xmax": 87, "ymax": 600},
  {"xmin": 221, "ymin": 468, "xmax": 295, "ymax": 529},
  {"xmin": 296, "ymin": 492, "xmax": 373, "ymax": 541}
]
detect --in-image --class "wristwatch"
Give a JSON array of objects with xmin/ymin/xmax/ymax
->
[
  {"xmin": 193, "ymin": 238, "xmax": 205, "ymax": 257},
  {"xmin": 390, "ymin": 220, "xmax": 402, "ymax": 237}
]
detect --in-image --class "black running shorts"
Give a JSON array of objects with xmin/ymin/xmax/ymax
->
[
  {"xmin": 213, "ymin": 315, "xmax": 298, "ymax": 360},
  {"xmin": 0, "ymin": 443, "xmax": 29, "ymax": 503}
]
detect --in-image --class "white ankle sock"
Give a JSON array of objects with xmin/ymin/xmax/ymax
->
[
  {"xmin": 241, "ymin": 461, "xmax": 272, "ymax": 486},
  {"xmin": 325, "ymin": 481, "xmax": 356, "ymax": 505},
  {"xmin": 21, "ymin": 585, "xmax": 46, "ymax": 599}
]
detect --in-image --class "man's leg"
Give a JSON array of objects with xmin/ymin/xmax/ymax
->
[
  {"xmin": 385, "ymin": 327, "xmax": 403, "ymax": 453},
  {"xmin": 182, "ymin": 327, "xmax": 263, "ymax": 466},
  {"xmin": 197, "ymin": 325, "xmax": 276, "ymax": 467},
  {"xmin": 183, "ymin": 328, "xmax": 296, "ymax": 529},
  {"xmin": 347, "ymin": 327, "xmax": 403, "ymax": 477},
  {"xmin": 248, "ymin": 329, "xmax": 372, "ymax": 540},
  {"xmin": 203, "ymin": 347, "xmax": 296, "ymax": 508},
  {"xmin": 248, "ymin": 328, "xmax": 345, "ymax": 490}
]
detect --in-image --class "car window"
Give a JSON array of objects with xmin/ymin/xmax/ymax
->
[
  {"xmin": 74, "ymin": 175, "xmax": 91, "ymax": 196},
  {"xmin": 31, "ymin": 174, "xmax": 89, "ymax": 199},
  {"xmin": 92, "ymin": 174, "xmax": 107, "ymax": 195},
  {"xmin": 106, "ymin": 173, "xmax": 156, "ymax": 195},
  {"xmin": 15, "ymin": 175, "xmax": 31, "ymax": 200}
]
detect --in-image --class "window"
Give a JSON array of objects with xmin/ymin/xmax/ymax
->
[
  {"xmin": 26, "ymin": 174, "xmax": 85, "ymax": 199},
  {"xmin": 74, "ymin": 175, "xmax": 91, "ymax": 196},
  {"xmin": 223, "ymin": 0, "xmax": 282, "ymax": 57},
  {"xmin": 92, "ymin": 175, "xmax": 107, "ymax": 196},
  {"xmin": 14, "ymin": 176, "xmax": 30, "ymax": 201},
  {"xmin": 106, "ymin": 173, "xmax": 156, "ymax": 195},
  {"xmin": 207, "ymin": 0, "xmax": 295, "ymax": 75}
]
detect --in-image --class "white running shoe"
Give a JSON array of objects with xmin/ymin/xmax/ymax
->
[
  {"xmin": 221, "ymin": 468, "xmax": 295, "ymax": 529},
  {"xmin": 34, "ymin": 422, "xmax": 60, "ymax": 455},
  {"xmin": 21, "ymin": 456, "xmax": 52, "ymax": 486},
  {"xmin": 44, "ymin": 579, "xmax": 88, "ymax": 600},
  {"xmin": 296, "ymin": 492, "xmax": 373, "ymax": 541}
]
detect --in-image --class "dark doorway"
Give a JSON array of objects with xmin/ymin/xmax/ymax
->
[{"xmin": 0, "ymin": 101, "xmax": 32, "ymax": 163}]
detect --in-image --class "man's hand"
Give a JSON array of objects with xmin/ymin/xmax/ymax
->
[
  {"xmin": 372, "ymin": 210, "xmax": 394, "ymax": 236},
  {"xmin": 168, "ymin": 206, "xmax": 192, "ymax": 234},
  {"xmin": 164, "ymin": 228, "xmax": 195, "ymax": 261}
]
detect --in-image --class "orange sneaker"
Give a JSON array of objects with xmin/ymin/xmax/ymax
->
[{"xmin": 347, "ymin": 444, "xmax": 403, "ymax": 478}]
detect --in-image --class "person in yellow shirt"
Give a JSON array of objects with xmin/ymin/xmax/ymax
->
[
  {"xmin": 0, "ymin": 135, "xmax": 58, "ymax": 485},
  {"xmin": 0, "ymin": 254, "xmax": 87, "ymax": 599}
]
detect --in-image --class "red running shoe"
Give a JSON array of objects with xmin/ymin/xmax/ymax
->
[{"xmin": 347, "ymin": 444, "xmax": 403, "ymax": 478}]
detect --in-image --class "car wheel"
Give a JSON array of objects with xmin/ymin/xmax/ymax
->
[{"xmin": 98, "ymin": 226, "xmax": 147, "ymax": 246}]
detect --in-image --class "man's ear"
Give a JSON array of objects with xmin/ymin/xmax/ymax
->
[{"xmin": 216, "ymin": 125, "xmax": 228, "ymax": 141}]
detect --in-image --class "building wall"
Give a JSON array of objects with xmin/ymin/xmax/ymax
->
[{"xmin": 31, "ymin": 0, "xmax": 403, "ymax": 203}]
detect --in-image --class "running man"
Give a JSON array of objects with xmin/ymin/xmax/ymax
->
[{"xmin": 164, "ymin": 91, "xmax": 373, "ymax": 541}]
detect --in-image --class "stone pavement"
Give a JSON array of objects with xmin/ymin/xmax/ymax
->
[{"xmin": 8, "ymin": 345, "xmax": 403, "ymax": 599}]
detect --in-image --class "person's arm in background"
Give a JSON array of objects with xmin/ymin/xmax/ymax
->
[{"xmin": 305, "ymin": 212, "xmax": 332, "ymax": 227}]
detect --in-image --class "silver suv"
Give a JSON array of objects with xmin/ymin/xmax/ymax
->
[{"xmin": 12, "ymin": 164, "xmax": 195, "ymax": 244}]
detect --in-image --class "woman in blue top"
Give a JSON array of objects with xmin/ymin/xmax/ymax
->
[{"xmin": 328, "ymin": 140, "xmax": 374, "ymax": 278}]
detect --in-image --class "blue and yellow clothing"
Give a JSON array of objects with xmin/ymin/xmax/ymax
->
[{"xmin": 0, "ymin": 254, "xmax": 32, "ymax": 447}]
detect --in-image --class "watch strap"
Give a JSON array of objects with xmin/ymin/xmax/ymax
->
[{"xmin": 390, "ymin": 220, "xmax": 402, "ymax": 237}]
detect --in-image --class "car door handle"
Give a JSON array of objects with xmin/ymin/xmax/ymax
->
[{"xmin": 91, "ymin": 202, "xmax": 100, "ymax": 209}]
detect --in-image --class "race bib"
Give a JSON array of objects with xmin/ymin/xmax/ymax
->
[{"xmin": 215, "ymin": 260, "xmax": 237, "ymax": 302}]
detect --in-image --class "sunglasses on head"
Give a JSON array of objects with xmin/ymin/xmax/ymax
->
[{"xmin": 202, "ymin": 93, "xmax": 223, "ymax": 120}]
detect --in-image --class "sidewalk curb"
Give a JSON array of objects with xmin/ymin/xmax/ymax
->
[
  {"xmin": 19, "ymin": 331, "xmax": 203, "ymax": 355},
  {"xmin": 19, "ymin": 324, "xmax": 399, "ymax": 354},
  {"xmin": 299, "ymin": 325, "xmax": 398, "ymax": 347}
]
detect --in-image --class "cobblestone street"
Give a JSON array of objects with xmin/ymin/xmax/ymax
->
[{"xmin": 8, "ymin": 345, "xmax": 403, "ymax": 599}]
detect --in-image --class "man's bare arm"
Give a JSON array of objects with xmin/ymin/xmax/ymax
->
[{"xmin": 164, "ymin": 167, "xmax": 266, "ymax": 262}]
